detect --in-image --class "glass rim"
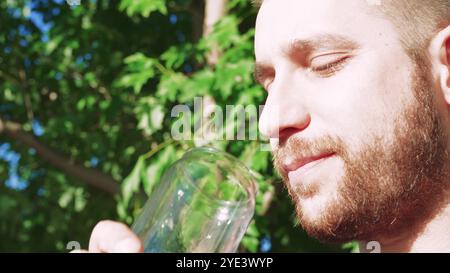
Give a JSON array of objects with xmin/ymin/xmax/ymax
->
[{"xmin": 178, "ymin": 146, "xmax": 257, "ymax": 209}]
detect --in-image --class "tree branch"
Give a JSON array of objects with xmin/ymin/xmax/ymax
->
[
  {"xmin": 0, "ymin": 69, "xmax": 21, "ymax": 86},
  {"xmin": 203, "ymin": 0, "xmax": 229, "ymax": 66},
  {"xmin": 0, "ymin": 118, "xmax": 119, "ymax": 195},
  {"xmin": 18, "ymin": 69, "xmax": 34, "ymax": 122}
]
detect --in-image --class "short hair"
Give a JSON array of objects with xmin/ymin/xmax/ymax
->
[
  {"xmin": 253, "ymin": 0, "xmax": 450, "ymax": 58},
  {"xmin": 376, "ymin": 0, "xmax": 450, "ymax": 55}
]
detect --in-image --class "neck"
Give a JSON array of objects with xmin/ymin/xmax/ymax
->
[{"xmin": 359, "ymin": 202, "xmax": 450, "ymax": 253}]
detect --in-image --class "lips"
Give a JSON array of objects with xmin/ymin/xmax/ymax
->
[{"xmin": 283, "ymin": 152, "xmax": 336, "ymax": 174}]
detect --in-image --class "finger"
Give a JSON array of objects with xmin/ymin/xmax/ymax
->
[{"xmin": 88, "ymin": 220, "xmax": 143, "ymax": 253}]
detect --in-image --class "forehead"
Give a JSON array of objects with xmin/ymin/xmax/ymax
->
[{"xmin": 255, "ymin": 0, "xmax": 399, "ymax": 60}]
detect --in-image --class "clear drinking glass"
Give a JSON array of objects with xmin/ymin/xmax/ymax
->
[{"xmin": 131, "ymin": 146, "xmax": 257, "ymax": 253}]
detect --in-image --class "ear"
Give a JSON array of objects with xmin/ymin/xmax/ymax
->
[{"xmin": 429, "ymin": 25, "xmax": 450, "ymax": 104}]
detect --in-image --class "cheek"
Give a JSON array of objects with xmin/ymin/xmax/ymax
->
[{"xmin": 310, "ymin": 52, "xmax": 415, "ymax": 152}]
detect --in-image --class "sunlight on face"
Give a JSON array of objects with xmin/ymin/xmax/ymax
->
[{"xmin": 255, "ymin": 0, "xmax": 448, "ymax": 242}]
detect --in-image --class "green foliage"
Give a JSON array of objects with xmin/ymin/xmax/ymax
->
[
  {"xmin": 119, "ymin": 0, "xmax": 168, "ymax": 17},
  {"xmin": 0, "ymin": 0, "xmax": 357, "ymax": 253}
]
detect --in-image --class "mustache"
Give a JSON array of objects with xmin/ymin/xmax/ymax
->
[{"xmin": 273, "ymin": 134, "xmax": 346, "ymax": 177}]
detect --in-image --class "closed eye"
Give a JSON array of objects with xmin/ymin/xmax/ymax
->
[
  {"xmin": 310, "ymin": 54, "xmax": 352, "ymax": 77},
  {"xmin": 254, "ymin": 63, "xmax": 275, "ymax": 91}
]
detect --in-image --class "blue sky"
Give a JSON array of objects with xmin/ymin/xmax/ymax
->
[
  {"xmin": 1, "ymin": 119, "xmax": 44, "ymax": 191},
  {"xmin": 2, "ymin": 1, "xmax": 60, "ymax": 190}
]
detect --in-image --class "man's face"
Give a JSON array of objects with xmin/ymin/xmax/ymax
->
[{"xmin": 255, "ymin": 0, "xmax": 449, "ymax": 243}]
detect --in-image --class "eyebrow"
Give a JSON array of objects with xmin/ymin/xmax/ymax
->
[
  {"xmin": 287, "ymin": 34, "xmax": 359, "ymax": 57},
  {"xmin": 254, "ymin": 34, "xmax": 359, "ymax": 86}
]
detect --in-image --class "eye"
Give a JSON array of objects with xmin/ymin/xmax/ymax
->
[
  {"xmin": 260, "ymin": 70, "xmax": 275, "ymax": 91},
  {"xmin": 254, "ymin": 65, "xmax": 275, "ymax": 91},
  {"xmin": 310, "ymin": 54, "xmax": 351, "ymax": 77},
  {"xmin": 263, "ymin": 78, "xmax": 274, "ymax": 91}
]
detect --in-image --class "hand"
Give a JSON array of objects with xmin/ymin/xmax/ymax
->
[{"xmin": 72, "ymin": 220, "xmax": 143, "ymax": 253}]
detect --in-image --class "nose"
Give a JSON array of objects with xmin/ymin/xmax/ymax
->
[{"xmin": 259, "ymin": 75, "xmax": 311, "ymax": 145}]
